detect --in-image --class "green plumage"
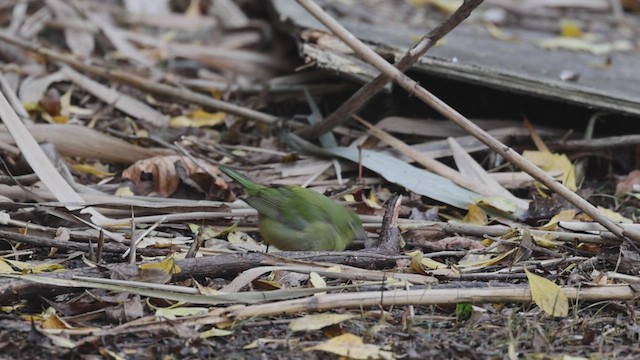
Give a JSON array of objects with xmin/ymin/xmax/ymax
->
[{"xmin": 220, "ymin": 165, "xmax": 366, "ymax": 251}]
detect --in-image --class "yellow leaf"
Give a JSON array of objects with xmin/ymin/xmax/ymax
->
[
  {"xmin": 597, "ymin": 206, "xmax": 633, "ymax": 223},
  {"xmin": 1, "ymin": 258, "xmax": 65, "ymax": 273},
  {"xmin": 525, "ymin": 268, "xmax": 568, "ymax": 317},
  {"xmin": 476, "ymin": 197, "xmax": 517, "ymax": 214},
  {"xmin": 421, "ymin": 257, "xmax": 448, "ymax": 270},
  {"xmin": 23, "ymin": 102, "xmax": 39, "ymax": 111},
  {"xmin": 309, "ymin": 271, "xmax": 327, "ymax": 296},
  {"xmin": 169, "ymin": 116, "xmax": 192, "ymax": 128},
  {"xmin": 364, "ymin": 192, "xmax": 383, "ymax": 209},
  {"xmin": 155, "ymin": 307, "xmax": 208, "ymax": 320},
  {"xmin": 115, "ymin": 186, "xmax": 134, "ymax": 197},
  {"xmin": 457, "ymin": 249, "xmax": 515, "ymax": 270},
  {"xmin": 208, "ymin": 87, "xmax": 223, "ymax": 100},
  {"xmin": 560, "ymin": 19, "xmax": 582, "ymax": 38},
  {"xmin": 72, "ymin": 163, "xmax": 115, "ymax": 178},
  {"xmin": 304, "ymin": 333, "xmax": 395, "ymax": 359},
  {"xmin": 1, "ymin": 304, "xmax": 24, "ymax": 313},
  {"xmin": 42, "ymin": 313, "xmax": 72, "ymax": 330},
  {"xmin": 194, "ymin": 280, "xmax": 219, "ymax": 295},
  {"xmin": 531, "ymin": 234, "xmax": 563, "ymax": 248},
  {"xmin": 408, "ymin": 250, "xmax": 447, "ymax": 272},
  {"xmin": 539, "ymin": 209, "xmax": 577, "ymax": 231},
  {"xmin": 289, "ymin": 314, "xmax": 356, "ymax": 332},
  {"xmin": 0, "ymin": 259, "xmax": 18, "ymax": 274},
  {"xmin": 140, "ymin": 255, "xmax": 181, "ymax": 274},
  {"xmin": 463, "ymin": 203, "xmax": 487, "ymax": 225},
  {"xmin": 343, "ymin": 194, "xmax": 355, "ymax": 203},
  {"xmin": 523, "ymin": 151, "xmax": 577, "ymax": 191},
  {"xmin": 52, "ymin": 115, "xmax": 68, "ymax": 124},
  {"xmin": 170, "ymin": 109, "xmax": 226, "ymax": 128}
]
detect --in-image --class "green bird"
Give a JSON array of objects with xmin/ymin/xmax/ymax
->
[{"xmin": 219, "ymin": 165, "xmax": 367, "ymax": 251}]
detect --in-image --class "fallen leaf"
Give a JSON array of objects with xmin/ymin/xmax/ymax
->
[
  {"xmin": 560, "ymin": 19, "xmax": 582, "ymax": 38},
  {"xmin": 615, "ymin": 170, "xmax": 640, "ymax": 196},
  {"xmin": 42, "ymin": 313, "xmax": 73, "ymax": 330},
  {"xmin": 305, "ymin": 333, "xmax": 395, "ymax": 359},
  {"xmin": 525, "ymin": 268, "xmax": 569, "ymax": 317},
  {"xmin": 200, "ymin": 327, "xmax": 234, "ymax": 338},
  {"xmin": 122, "ymin": 155, "xmax": 227, "ymax": 197},
  {"xmin": 309, "ymin": 271, "xmax": 327, "ymax": 296},
  {"xmin": 596, "ymin": 206, "xmax": 633, "ymax": 224},
  {"xmin": 72, "ymin": 163, "xmax": 115, "ymax": 178},
  {"xmin": 539, "ymin": 209, "xmax": 577, "ymax": 231},
  {"xmin": 0, "ymin": 258, "xmax": 65, "ymax": 274},
  {"xmin": 523, "ymin": 151, "xmax": 576, "ymax": 191},
  {"xmin": 140, "ymin": 254, "xmax": 181, "ymax": 274},
  {"xmin": 155, "ymin": 307, "xmax": 209, "ymax": 320},
  {"xmin": 463, "ymin": 203, "xmax": 488, "ymax": 225},
  {"xmin": 289, "ymin": 314, "xmax": 356, "ymax": 332},
  {"xmin": 476, "ymin": 196, "xmax": 518, "ymax": 214}
]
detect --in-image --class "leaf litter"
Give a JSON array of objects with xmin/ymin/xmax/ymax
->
[{"xmin": 0, "ymin": 0, "xmax": 639, "ymax": 359}]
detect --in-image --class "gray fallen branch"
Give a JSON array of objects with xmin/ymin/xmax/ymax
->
[{"xmin": 0, "ymin": 250, "xmax": 401, "ymax": 302}]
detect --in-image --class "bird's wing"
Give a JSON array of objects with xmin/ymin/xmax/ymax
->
[{"xmin": 245, "ymin": 186, "xmax": 332, "ymax": 231}]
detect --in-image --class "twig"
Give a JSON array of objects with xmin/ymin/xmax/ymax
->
[
  {"xmin": 0, "ymin": 230, "xmax": 168, "ymax": 256},
  {"xmin": 0, "ymin": 250, "xmax": 401, "ymax": 302},
  {"xmin": 0, "ymin": 32, "xmax": 282, "ymax": 126},
  {"xmin": 295, "ymin": 0, "xmax": 640, "ymax": 248},
  {"xmin": 296, "ymin": 0, "xmax": 484, "ymax": 139},
  {"xmin": 230, "ymin": 285, "xmax": 637, "ymax": 319},
  {"xmin": 549, "ymin": 135, "xmax": 640, "ymax": 151},
  {"xmin": 397, "ymin": 220, "xmax": 622, "ymax": 245}
]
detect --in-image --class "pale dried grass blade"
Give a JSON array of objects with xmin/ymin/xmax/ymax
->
[
  {"xmin": 448, "ymin": 137, "xmax": 529, "ymax": 210},
  {"xmin": 61, "ymin": 66, "xmax": 169, "ymax": 126},
  {"xmin": 0, "ymin": 74, "xmax": 122, "ymax": 237},
  {"xmin": 18, "ymin": 70, "xmax": 67, "ymax": 104},
  {"xmin": 88, "ymin": 11, "xmax": 154, "ymax": 67},
  {"xmin": 0, "ymin": 124, "xmax": 172, "ymax": 164},
  {"xmin": 46, "ymin": 0, "xmax": 95, "ymax": 57}
]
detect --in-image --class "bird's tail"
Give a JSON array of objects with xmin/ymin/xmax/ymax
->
[{"xmin": 219, "ymin": 165, "xmax": 262, "ymax": 195}]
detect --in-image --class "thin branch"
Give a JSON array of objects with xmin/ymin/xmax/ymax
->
[
  {"xmin": 230, "ymin": 285, "xmax": 637, "ymax": 319},
  {"xmin": 296, "ymin": 0, "xmax": 484, "ymax": 138},
  {"xmin": 295, "ymin": 0, "xmax": 640, "ymax": 247},
  {"xmin": 0, "ymin": 32, "xmax": 282, "ymax": 126}
]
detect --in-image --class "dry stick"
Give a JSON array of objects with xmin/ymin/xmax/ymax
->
[
  {"xmin": 437, "ymin": 221, "xmax": 620, "ymax": 245},
  {"xmin": 356, "ymin": 115, "xmax": 487, "ymax": 195},
  {"xmin": 296, "ymin": 0, "xmax": 640, "ymax": 247},
  {"xmin": 0, "ymin": 32, "xmax": 280, "ymax": 126},
  {"xmin": 550, "ymin": 135, "xmax": 640, "ymax": 151},
  {"xmin": 296, "ymin": 0, "xmax": 484, "ymax": 139},
  {"xmin": 0, "ymin": 230, "xmax": 168, "ymax": 256},
  {"xmin": 73, "ymin": 283, "xmax": 635, "ymax": 342},
  {"xmin": 0, "ymin": 251, "xmax": 401, "ymax": 301},
  {"xmin": 230, "ymin": 285, "xmax": 637, "ymax": 319}
]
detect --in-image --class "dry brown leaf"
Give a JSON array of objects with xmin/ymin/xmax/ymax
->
[
  {"xmin": 616, "ymin": 170, "xmax": 640, "ymax": 196},
  {"xmin": 105, "ymin": 295, "xmax": 144, "ymax": 322},
  {"xmin": 463, "ymin": 203, "xmax": 488, "ymax": 225},
  {"xmin": 122, "ymin": 155, "xmax": 226, "ymax": 197}
]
